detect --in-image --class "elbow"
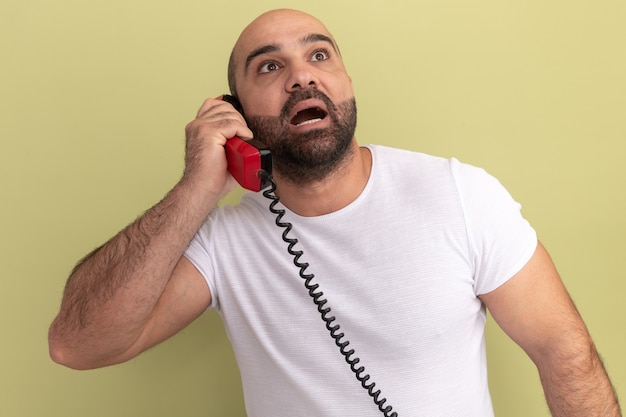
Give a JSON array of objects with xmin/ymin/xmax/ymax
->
[
  {"xmin": 48, "ymin": 341, "xmax": 78, "ymax": 369},
  {"xmin": 48, "ymin": 319, "xmax": 134, "ymax": 371},
  {"xmin": 531, "ymin": 329, "xmax": 598, "ymax": 375},
  {"xmin": 48, "ymin": 332, "xmax": 81, "ymax": 370},
  {"xmin": 48, "ymin": 320, "xmax": 96, "ymax": 371},
  {"xmin": 48, "ymin": 338, "xmax": 102, "ymax": 371}
]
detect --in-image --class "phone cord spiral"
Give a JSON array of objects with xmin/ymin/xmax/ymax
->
[{"xmin": 260, "ymin": 172, "xmax": 398, "ymax": 417}]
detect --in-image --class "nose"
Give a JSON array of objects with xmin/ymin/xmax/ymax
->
[{"xmin": 285, "ymin": 63, "xmax": 318, "ymax": 92}]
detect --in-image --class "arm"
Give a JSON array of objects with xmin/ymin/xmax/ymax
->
[
  {"xmin": 480, "ymin": 242, "xmax": 621, "ymax": 417},
  {"xmin": 48, "ymin": 98, "xmax": 253, "ymax": 370}
]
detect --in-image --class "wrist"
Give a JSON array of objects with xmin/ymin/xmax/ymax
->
[{"xmin": 174, "ymin": 174, "xmax": 227, "ymax": 214}]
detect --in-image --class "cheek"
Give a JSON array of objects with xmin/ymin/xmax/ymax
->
[
  {"xmin": 243, "ymin": 92, "xmax": 283, "ymax": 117},
  {"xmin": 331, "ymin": 74, "xmax": 354, "ymax": 100}
]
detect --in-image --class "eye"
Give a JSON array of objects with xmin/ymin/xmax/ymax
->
[
  {"xmin": 258, "ymin": 61, "xmax": 280, "ymax": 74},
  {"xmin": 311, "ymin": 49, "xmax": 329, "ymax": 62}
]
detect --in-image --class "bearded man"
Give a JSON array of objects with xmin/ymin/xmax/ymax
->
[{"xmin": 49, "ymin": 9, "xmax": 621, "ymax": 417}]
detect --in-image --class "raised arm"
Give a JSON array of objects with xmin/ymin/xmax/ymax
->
[
  {"xmin": 48, "ymin": 98, "xmax": 253, "ymax": 370},
  {"xmin": 480, "ymin": 242, "xmax": 621, "ymax": 417}
]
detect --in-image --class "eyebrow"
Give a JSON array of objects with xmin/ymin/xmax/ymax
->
[
  {"xmin": 245, "ymin": 44, "xmax": 280, "ymax": 72},
  {"xmin": 244, "ymin": 33, "xmax": 338, "ymax": 73},
  {"xmin": 302, "ymin": 33, "xmax": 337, "ymax": 52}
]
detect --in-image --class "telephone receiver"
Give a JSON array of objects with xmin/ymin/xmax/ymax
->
[{"xmin": 222, "ymin": 94, "xmax": 272, "ymax": 192}]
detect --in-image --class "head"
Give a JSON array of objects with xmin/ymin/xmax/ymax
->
[{"xmin": 227, "ymin": 9, "xmax": 358, "ymax": 185}]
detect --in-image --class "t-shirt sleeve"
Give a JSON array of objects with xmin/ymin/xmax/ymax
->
[
  {"xmin": 184, "ymin": 214, "xmax": 219, "ymax": 310},
  {"xmin": 450, "ymin": 158, "xmax": 538, "ymax": 295}
]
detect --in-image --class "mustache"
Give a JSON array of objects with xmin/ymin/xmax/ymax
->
[{"xmin": 279, "ymin": 89, "xmax": 337, "ymax": 120}]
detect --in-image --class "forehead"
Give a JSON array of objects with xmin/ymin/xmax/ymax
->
[{"xmin": 233, "ymin": 10, "xmax": 336, "ymax": 67}]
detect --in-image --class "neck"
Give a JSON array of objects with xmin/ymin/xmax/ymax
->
[{"xmin": 272, "ymin": 142, "xmax": 372, "ymax": 217}]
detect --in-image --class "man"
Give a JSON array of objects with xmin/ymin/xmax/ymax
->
[{"xmin": 49, "ymin": 9, "xmax": 621, "ymax": 417}]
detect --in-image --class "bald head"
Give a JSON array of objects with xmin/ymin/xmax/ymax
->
[{"xmin": 227, "ymin": 9, "xmax": 340, "ymax": 97}]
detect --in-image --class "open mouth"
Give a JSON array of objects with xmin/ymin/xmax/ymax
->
[{"xmin": 290, "ymin": 107, "xmax": 327, "ymax": 127}]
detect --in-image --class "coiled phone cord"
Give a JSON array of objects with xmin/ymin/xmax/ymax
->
[{"xmin": 259, "ymin": 171, "xmax": 398, "ymax": 417}]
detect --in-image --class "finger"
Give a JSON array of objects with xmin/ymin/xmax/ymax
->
[
  {"xmin": 195, "ymin": 97, "xmax": 226, "ymax": 118},
  {"xmin": 190, "ymin": 97, "xmax": 254, "ymax": 142},
  {"xmin": 196, "ymin": 99, "xmax": 246, "ymax": 126}
]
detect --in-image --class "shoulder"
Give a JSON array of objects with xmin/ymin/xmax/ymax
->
[
  {"xmin": 366, "ymin": 144, "xmax": 454, "ymax": 185},
  {"xmin": 366, "ymin": 144, "xmax": 497, "ymax": 197},
  {"xmin": 367, "ymin": 144, "xmax": 449, "ymax": 168},
  {"xmin": 367, "ymin": 144, "xmax": 494, "ymax": 181}
]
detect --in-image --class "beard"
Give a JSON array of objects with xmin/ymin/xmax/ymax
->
[{"xmin": 245, "ymin": 89, "xmax": 357, "ymax": 186}]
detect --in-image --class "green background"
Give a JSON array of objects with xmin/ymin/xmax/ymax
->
[{"xmin": 1, "ymin": 0, "xmax": 624, "ymax": 416}]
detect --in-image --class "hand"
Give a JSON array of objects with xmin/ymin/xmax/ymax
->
[{"xmin": 182, "ymin": 97, "xmax": 254, "ymax": 198}]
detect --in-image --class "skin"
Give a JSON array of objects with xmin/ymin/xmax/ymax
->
[
  {"xmin": 48, "ymin": 9, "xmax": 620, "ymax": 416},
  {"xmin": 231, "ymin": 9, "xmax": 370, "ymax": 215}
]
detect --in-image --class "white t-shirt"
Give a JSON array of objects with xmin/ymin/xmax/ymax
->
[{"xmin": 185, "ymin": 145, "xmax": 537, "ymax": 417}]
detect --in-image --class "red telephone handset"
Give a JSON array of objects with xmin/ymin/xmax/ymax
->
[
  {"xmin": 224, "ymin": 137, "xmax": 272, "ymax": 191},
  {"xmin": 222, "ymin": 95, "xmax": 272, "ymax": 191}
]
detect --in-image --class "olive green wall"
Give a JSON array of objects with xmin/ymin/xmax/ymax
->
[{"xmin": 1, "ymin": 1, "xmax": 624, "ymax": 416}]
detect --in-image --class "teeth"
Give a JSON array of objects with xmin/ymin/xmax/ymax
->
[{"xmin": 297, "ymin": 118, "xmax": 322, "ymax": 127}]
